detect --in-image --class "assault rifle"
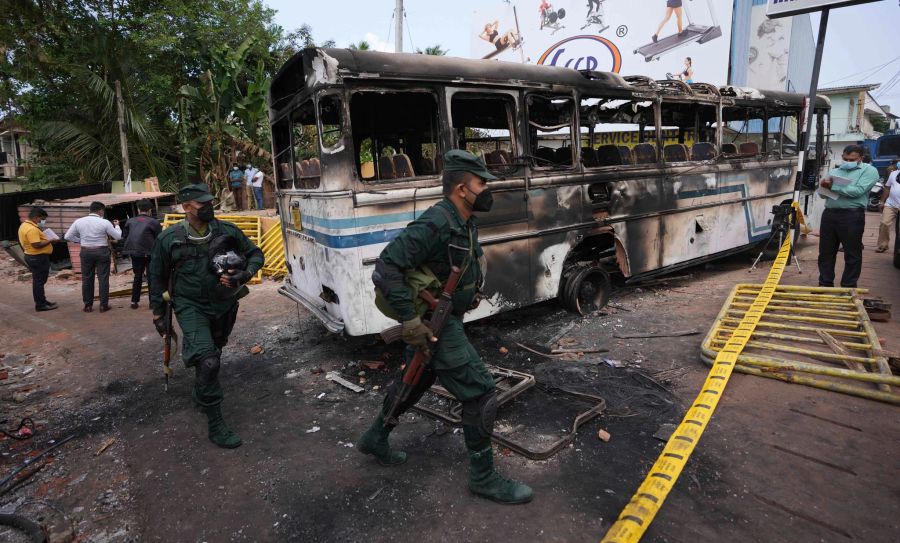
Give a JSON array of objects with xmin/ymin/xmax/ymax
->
[
  {"xmin": 381, "ymin": 266, "xmax": 462, "ymax": 427},
  {"xmin": 162, "ymin": 274, "xmax": 177, "ymax": 391}
]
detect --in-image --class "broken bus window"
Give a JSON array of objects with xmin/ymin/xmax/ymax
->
[
  {"xmin": 350, "ymin": 91, "xmax": 441, "ymax": 182},
  {"xmin": 579, "ymin": 97, "xmax": 656, "ymax": 167}
]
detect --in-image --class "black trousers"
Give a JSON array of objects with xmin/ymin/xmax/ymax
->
[
  {"xmin": 81, "ymin": 247, "xmax": 111, "ymax": 306},
  {"xmin": 818, "ymin": 207, "xmax": 866, "ymax": 288},
  {"xmin": 24, "ymin": 254, "xmax": 50, "ymax": 308},
  {"xmin": 130, "ymin": 255, "xmax": 150, "ymax": 303}
]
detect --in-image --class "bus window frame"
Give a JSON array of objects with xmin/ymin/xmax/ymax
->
[
  {"xmin": 272, "ymin": 117, "xmax": 294, "ymax": 190},
  {"xmin": 347, "ymin": 85, "xmax": 445, "ymax": 186},
  {"xmin": 722, "ymin": 103, "xmax": 768, "ymax": 160},
  {"xmin": 525, "ymin": 91, "xmax": 578, "ymax": 173},
  {"xmin": 316, "ymin": 89, "xmax": 347, "ymax": 155},
  {"xmin": 658, "ymin": 96, "xmax": 720, "ymax": 165},
  {"xmin": 447, "ymin": 88, "xmax": 522, "ymax": 177},
  {"xmin": 578, "ymin": 93, "xmax": 662, "ymax": 170}
]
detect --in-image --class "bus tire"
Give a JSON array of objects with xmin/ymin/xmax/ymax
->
[{"xmin": 560, "ymin": 265, "xmax": 611, "ymax": 315}]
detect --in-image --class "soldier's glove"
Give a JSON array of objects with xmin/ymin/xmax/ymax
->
[
  {"xmin": 153, "ymin": 315, "xmax": 167, "ymax": 337},
  {"xmin": 222, "ymin": 270, "xmax": 253, "ymax": 288},
  {"xmin": 401, "ymin": 317, "xmax": 436, "ymax": 350}
]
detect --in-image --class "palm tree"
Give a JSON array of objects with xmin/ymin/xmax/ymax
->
[
  {"xmin": 417, "ymin": 45, "xmax": 448, "ymax": 56},
  {"xmin": 349, "ymin": 40, "xmax": 371, "ymax": 51}
]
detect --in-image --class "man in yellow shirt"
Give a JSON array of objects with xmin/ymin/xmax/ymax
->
[{"xmin": 18, "ymin": 207, "xmax": 59, "ymax": 311}]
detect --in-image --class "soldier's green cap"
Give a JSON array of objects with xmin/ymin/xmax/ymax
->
[
  {"xmin": 177, "ymin": 183, "xmax": 215, "ymax": 203},
  {"xmin": 442, "ymin": 149, "xmax": 498, "ymax": 181}
]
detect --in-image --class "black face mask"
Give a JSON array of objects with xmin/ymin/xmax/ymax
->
[
  {"xmin": 465, "ymin": 187, "xmax": 494, "ymax": 212},
  {"xmin": 197, "ymin": 203, "xmax": 215, "ymax": 222}
]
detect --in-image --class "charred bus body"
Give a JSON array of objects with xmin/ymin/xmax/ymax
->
[{"xmin": 268, "ymin": 48, "xmax": 830, "ymax": 336}]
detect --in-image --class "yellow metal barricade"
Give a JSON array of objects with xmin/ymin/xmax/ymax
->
[{"xmin": 259, "ymin": 225, "xmax": 287, "ymax": 278}]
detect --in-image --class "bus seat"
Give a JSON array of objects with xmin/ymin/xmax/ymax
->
[
  {"xmin": 596, "ymin": 145, "xmax": 622, "ymax": 166},
  {"xmin": 618, "ymin": 146, "xmax": 633, "ymax": 165},
  {"xmin": 497, "ymin": 150, "xmax": 512, "ymax": 164},
  {"xmin": 486, "ymin": 150, "xmax": 508, "ymax": 165},
  {"xmin": 308, "ymin": 157, "xmax": 321, "ymax": 176},
  {"xmin": 691, "ymin": 142, "xmax": 718, "ymax": 161},
  {"xmin": 535, "ymin": 147, "xmax": 556, "ymax": 165},
  {"xmin": 294, "ymin": 161, "xmax": 306, "ymax": 179},
  {"xmin": 664, "ymin": 144, "xmax": 689, "ymax": 162},
  {"xmin": 581, "ymin": 147, "xmax": 599, "ymax": 168},
  {"xmin": 378, "ymin": 155, "xmax": 397, "ymax": 180},
  {"xmin": 633, "ymin": 143, "xmax": 658, "ymax": 164},
  {"xmin": 279, "ymin": 162, "xmax": 293, "ymax": 181},
  {"xmin": 300, "ymin": 160, "xmax": 311, "ymax": 177},
  {"xmin": 721, "ymin": 143, "xmax": 738, "ymax": 155},
  {"xmin": 360, "ymin": 161, "xmax": 375, "ymax": 179},
  {"xmin": 393, "ymin": 154, "xmax": 416, "ymax": 178},
  {"xmin": 739, "ymin": 142, "xmax": 759, "ymax": 156},
  {"xmin": 418, "ymin": 157, "xmax": 435, "ymax": 175},
  {"xmin": 554, "ymin": 147, "xmax": 573, "ymax": 165}
]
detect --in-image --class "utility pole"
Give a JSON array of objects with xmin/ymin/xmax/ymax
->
[
  {"xmin": 114, "ymin": 80, "xmax": 132, "ymax": 191},
  {"xmin": 395, "ymin": 0, "xmax": 403, "ymax": 53}
]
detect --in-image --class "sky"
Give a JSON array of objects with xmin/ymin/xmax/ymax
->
[{"xmin": 264, "ymin": 0, "xmax": 900, "ymax": 114}]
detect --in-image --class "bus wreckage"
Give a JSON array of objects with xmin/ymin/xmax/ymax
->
[{"xmin": 268, "ymin": 48, "xmax": 831, "ymax": 336}]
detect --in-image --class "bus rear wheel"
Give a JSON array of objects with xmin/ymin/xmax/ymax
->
[{"xmin": 561, "ymin": 265, "xmax": 611, "ymax": 315}]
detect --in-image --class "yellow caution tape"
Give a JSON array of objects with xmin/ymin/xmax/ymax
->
[
  {"xmin": 791, "ymin": 201, "xmax": 811, "ymax": 235},
  {"xmin": 601, "ymin": 234, "xmax": 793, "ymax": 543}
]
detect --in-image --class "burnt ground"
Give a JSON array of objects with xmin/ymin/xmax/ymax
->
[{"xmin": 1, "ymin": 211, "xmax": 898, "ymax": 543}]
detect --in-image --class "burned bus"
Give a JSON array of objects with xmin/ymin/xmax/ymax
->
[{"xmin": 268, "ymin": 48, "xmax": 830, "ymax": 335}]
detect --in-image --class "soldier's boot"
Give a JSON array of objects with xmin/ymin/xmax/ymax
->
[
  {"xmin": 356, "ymin": 412, "xmax": 407, "ymax": 466},
  {"xmin": 467, "ymin": 445, "xmax": 533, "ymax": 504},
  {"xmin": 203, "ymin": 404, "xmax": 242, "ymax": 449}
]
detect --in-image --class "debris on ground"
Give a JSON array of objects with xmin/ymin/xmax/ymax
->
[
  {"xmin": 325, "ymin": 371, "xmax": 364, "ymax": 393},
  {"xmin": 250, "ymin": 345, "xmax": 264, "ymax": 355},
  {"xmin": 597, "ymin": 429, "xmax": 612, "ymax": 442},
  {"xmin": 653, "ymin": 423, "xmax": 677, "ymax": 442},
  {"xmin": 613, "ymin": 329, "xmax": 700, "ymax": 339},
  {"xmin": 359, "ymin": 360, "xmax": 385, "ymax": 370}
]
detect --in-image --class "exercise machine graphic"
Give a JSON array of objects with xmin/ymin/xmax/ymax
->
[
  {"xmin": 634, "ymin": 0, "xmax": 722, "ymax": 62},
  {"xmin": 581, "ymin": 0, "xmax": 609, "ymax": 34}
]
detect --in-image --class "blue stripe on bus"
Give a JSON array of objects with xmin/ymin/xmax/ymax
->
[
  {"xmin": 301, "ymin": 210, "xmax": 423, "ymax": 230},
  {"xmin": 676, "ymin": 183, "xmax": 772, "ymax": 236},
  {"xmin": 300, "ymin": 227, "xmax": 405, "ymax": 249}
]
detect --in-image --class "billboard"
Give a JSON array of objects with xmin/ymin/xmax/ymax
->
[
  {"xmin": 766, "ymin": 0, "xmax": 882, "ymax": 19},
  {"xmin": 747, "ymin": 2, "xmax": 793, "ymax": 90},
  {"xmin": 472, "ymin": 0, "xmax": 735, "ymax": 85}
]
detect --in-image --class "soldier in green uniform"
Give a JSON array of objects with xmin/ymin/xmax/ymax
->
[
  {"xmin": 357, "ymin": 150, "xmax": 533, "ymax": 504},
  {"xmin": 149, "ymin": 184, "xmax": 264, "ymax": 449}
]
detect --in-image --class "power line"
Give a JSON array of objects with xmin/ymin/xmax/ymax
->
[
  {"xmin": 404, "ymin": 10, "xmax": 416, "ymax": 53},
  {"xmin": 822, "ymin": 56, "xmax": 900, "ymax": 86}
]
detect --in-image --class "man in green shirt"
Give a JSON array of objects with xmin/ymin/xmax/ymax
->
[
  {"xmin": 357, "ymin": 150, "xmax": 533, "ymax": 505},
  {"xmin": 817, "ymin": 144, "xmax": 879, "ymax": 288},
  {"xmin": 149, "ymin": 184, "xmax": 264, "ymax": 448}
]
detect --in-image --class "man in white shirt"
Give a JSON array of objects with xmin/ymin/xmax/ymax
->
[
  {"xmin": 877, "ymin": 164, "xmax": 900, "ymax": 253},
  {"xmin": 251, "ymin": 168, "xmax": 265, "ymax": 209},
  {"xmin": 64, "ymin": 201, "xmax": 122, "ymax": 312}
]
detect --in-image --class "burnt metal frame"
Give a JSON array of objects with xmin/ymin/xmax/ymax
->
[{"xmin": 411, "ymin": 365, "xmax": 606, "ymax": 460}]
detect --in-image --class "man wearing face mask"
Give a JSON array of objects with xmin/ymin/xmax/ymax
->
[
  {"xmin": 817, "ymin": 144, "xmax": 879, "ymax": 288},
  {"xmin": 18, "ymin": 206, "xmax": 61, "ymax": 312},
  {"xmin": 149, "ymin": 184, "xmax": 264, "ymax": 448},
  {"xmin": 358, "ymin": 150, "xmax": 533, "ymax": 505}
]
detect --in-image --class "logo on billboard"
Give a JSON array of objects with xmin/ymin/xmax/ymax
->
[{"xmin": 537, "ymin": 35, "xmax": 622, "ymax": 73}]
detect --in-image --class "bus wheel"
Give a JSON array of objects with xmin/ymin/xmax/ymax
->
[{"xmin": 561, "ymin": 265, "xmax": 611, "ymax": 315}]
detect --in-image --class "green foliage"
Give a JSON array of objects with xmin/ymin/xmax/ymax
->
[
  {"xmin": 417, "ymin": 45, "xmax": 448, "ymax": 56},
  {"xmin": 872, "ymin": 115, "xmax": 890, "ymax": 134},
  {"xmin": 349, "ymin": 41, "xmax": 372, "ymax": 51},
  {"xmin": 0, "ymin": 0, "xmax": 332, "ymax": 190}
]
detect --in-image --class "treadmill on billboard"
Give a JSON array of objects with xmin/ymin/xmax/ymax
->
[{"xmin": 472, "ymin": 0, "xmax": 734, "ymax": 84}]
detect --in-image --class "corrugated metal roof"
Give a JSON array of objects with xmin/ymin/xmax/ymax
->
[
  {"xmin": 26, "ymin": 191, "xmax": 174, "ymax": 207},
  {"xmin": 818, "ymin": 83, "xmax": 881, "ymax": 94}
]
